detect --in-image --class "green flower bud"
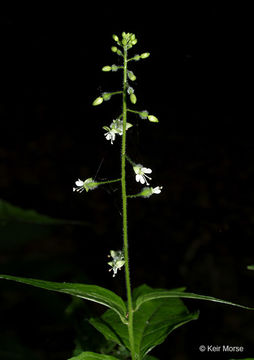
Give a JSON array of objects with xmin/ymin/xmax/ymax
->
[
  {"xmin": 117, "ymin": 49, "xmax": 123, "ymax": 56},
  {"xmin": 122, "ymin": 38, "xmax": 127, "ymax": 46},
  {"xmin": 112, "ymin": 34, "xmax": 119, "ymax": 42},
  {"xmin": 122, "ymin": 32, "xmax": 126, "ymax": 38},
  {"xmin": 128, "ymin": 71, "xmax": 136, "ymax": 81},
  {"xmin": 148, "ymin": 115, "xmax": 159, "ymax": 123},
  {"xmin": 92, "ymin": 96, "xmax": 103, "ymax": 106},
  {"xmin": 111, "ymin": 46, "xmax": 118, "ymax": 52},
  {"xmin": 130, "ymin": 93, "xmax": 137, "ymax": 104},
  {"xmin": 131, "ymin": 39, "xmax": 138, "ymax": 45},
  {"xmin": 141, "ymin": 52, "xmax": 150, "ymax": 59},
  {"xmin": 102, "ymin": 66, "xmax": 112, "ymax": 72}
]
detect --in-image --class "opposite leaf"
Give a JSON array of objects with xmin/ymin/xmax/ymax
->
[
  {"xmin": 134, "ymin": 290, "xmax": 254, "ymax": 311},
  {"xmin": 0, "ymin": 274, "xmax": 127, "ymax": 324},
  {"xmin": 68, "ymin": 352, "xmax": 119, "ymax": 360},
  {"xmin": 90, "ymin": 284, "xmax": 198, "ymax": 360}
]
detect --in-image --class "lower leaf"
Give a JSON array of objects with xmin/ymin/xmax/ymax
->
[
  {"xmin": 90, "ymin": 284, "xmax": 198, "ymax": 359},
  {"xmin": 0, "ymin": 274, "xmax": 127, "ymax": 323},
  {"xmin": 68, "ymin": 352, "xmax": 119, "ymax": 360}
]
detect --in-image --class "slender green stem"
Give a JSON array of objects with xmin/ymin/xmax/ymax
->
[
  {"xmin": 127, "ymin": 108, "xmax": 140, "ymax": 115},
  {"xmin": 109, "ymin": 91, "xmax": 123, "ymax": 95},
  {"xmin": 121, "ymin": 46, "xmax": 135, "ymax": 360},
  {"xmin": 94, "ymin": 178, "xmax": 121, "ymax": 186}
]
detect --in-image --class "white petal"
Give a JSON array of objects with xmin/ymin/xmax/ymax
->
[
  {"xmin": 140, "ymin": 176, "xmax": 145, "ymax": 184},
  {"xmin": 142, "ymin": 167, "xmax": 152, "ymax": 174},
  {"xmin": 75, "ymin": 179, "xmax": 84, "ymax": 186},
  {"xmin": 135, "ymin": 174, "xmax": 141, "ymax": 183}
]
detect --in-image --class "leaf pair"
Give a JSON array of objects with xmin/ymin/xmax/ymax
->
[{"xmin": 0, "ymin": 275, "xmax": 253, "ymax": 359}]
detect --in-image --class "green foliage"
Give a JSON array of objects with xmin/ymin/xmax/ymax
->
[
  {"xmin": 247, "ymin": 265, "xmax": 254, "ymax": 270},
  {"xmin": 90, "ymin": 285, "xmax": 198, "ymax": 359},
  {"xmin": 68, "ymin": 352, "xmax": 119, "ymax": 360},
  {"xmin": 0, "ymin": 275, "xmax": 127, "ymax": 324},
  {"xmin": 134, "ymin": 289, "xmax": 254, "ymax": 311},
  {"xmin": 1, "ymin": 32, "xmax": 253, "ymax": 360}
]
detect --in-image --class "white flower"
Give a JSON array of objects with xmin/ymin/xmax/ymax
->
[
  {"xmin": 139, "ymin": 186, "xmax": 163, "ymax": 198},
  {"xmin": 152, "ymin": 186, "xmax": 163, "ymax": 194},
  {"xmin": 133, "ymin": 164, "xmax": 152, "ymax": 185},
  {"xmin": 73, "ymin": 178, "xmax": 85, "ymax": 193},
  {"xmin": 103, "ymin": 127, "xmax": 116, "ymax": 144},
  {"xmin": 108, "ymin": 250, "xmax": 125, "ymax": 277},
  {"xmin": 103, "ymin": 120, "xmax": 132, "ymax": 145},
  {"xmin": 73, "ymin": 178, "xmax": 98, "ymax": 193}
]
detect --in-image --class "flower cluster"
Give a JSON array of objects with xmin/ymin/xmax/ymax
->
[
  {"xmin": 73, "ymin": 178, "xmax": 98, "ymax": 193},
  {"xmin": 131, "ymin": 163, "xmax": 163, "ymax": 197},
  {"xmin": 103, "ymin": 119, "xmax": 132, "ymax": 144},
  {"xmin": 108, "ymin": 250, "xmax": 125, "ymax": 277}
]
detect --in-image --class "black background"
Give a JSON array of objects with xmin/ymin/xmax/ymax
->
[{"xmin": 0, "ymin": 3, "xmax": 254, "ymax": 359}]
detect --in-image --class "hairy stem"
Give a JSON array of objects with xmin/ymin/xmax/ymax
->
[{"xmin": 121, "ymin": 46, "xmax": 135, "ymax": 359}]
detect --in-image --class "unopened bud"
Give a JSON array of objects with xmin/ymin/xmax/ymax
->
[
  {"xmin": 112, "ymin": 34, "xmax": 119, "ymax": 42},
  {"xmin": 148, "ymin": 115, "xmax": 159, "ymax": 123},
  {"xmin": 128, "ymin": 71, "xmax": 136, "ymax": 81},
  {"xmin": 130, "ymin": 93, "xmax": 137, "ymax": 104},
  {"xmin": 140, "ymin": 52, "xmax": 150, "ymax": 59},
  {"xmin": 92, "ymin": 96, "xmax": 103, "ymax": 106},
  {"xmin": 111, "ymin": 46, "xmax": 118, "ymax": 53},
  {"xmin": 102, "ymin": 66, "xmax": 112, "ymax": 72}
]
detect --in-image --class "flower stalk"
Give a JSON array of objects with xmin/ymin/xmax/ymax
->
[{"xmin": 121, "ymin": 44, "xmax": 136, "ymax": 359}]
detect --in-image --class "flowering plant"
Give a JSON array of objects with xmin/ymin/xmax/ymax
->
[{"xmin": 0, "ymin": 32, "xmax": 253, "ymax": 360}]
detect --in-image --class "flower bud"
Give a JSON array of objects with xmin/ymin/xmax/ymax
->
[
  {"xmin": 141, "ymin": 52, "xmax": 150, "ymax": 59},
  {"xmin": 148, "ymin": 115, "xmax": 159, "ymax": 123},
  {"xmin": 122, "ymin": 38, "xmax": 127, "ymax": 46},
  {"xmin": 102, "ymin": 66, "xmax": 112, "ymax": 72},
  {"xmin": 128, "ymin": 71, "xmax": 136, "ymax": 81},
  {"xmin": 112, "ymin": 34, "xmax": 119, "ymax": 42},
  {"xmin": 92, "ymin": 96, "xmax": 103, "ymax": 106},
  {"xmin": 130, "ymin": 93, "xmax": 137, "ymax": 104},
  {"xmin": 117, "ymin": 49, "xmax": 123, "ymax": 56},
  {"xmin": 131, "ymin": 39, "xmax": 138, "ymax": 45},
  {"xmin": 111, "ymin": 46, "xmax": 118, "ymax": 52}
]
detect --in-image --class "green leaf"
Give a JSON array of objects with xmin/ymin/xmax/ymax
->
[
  {"xmin": 68, "ymin": 352, "xmax": 119, "ymax": 360},
  {"xmin": 90, "ymin": 285, "xmax": 198, "ymax": 359},
  {"xmin": 247, "ymin": 265, "xmax": 254, "ymax": 270},
  {"xmin": 0, "ymin": 198, "xmax": 88, "ymax": 226},
  {"xmin": 134, "ymin": 290, "xmax": 254, "ymax": 311},
  {"xmin": 0, "ymin": 275, "xmax": 127, "ymax": 323}
]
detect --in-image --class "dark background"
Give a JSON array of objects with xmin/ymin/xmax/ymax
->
[{"xmin": 0, "ymin": 3, "xmax": 254, "ymax": 359}]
